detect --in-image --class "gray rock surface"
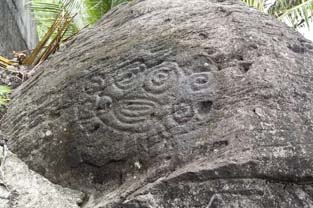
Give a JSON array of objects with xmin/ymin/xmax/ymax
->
[
  {"xmin": 0, "ymin": 0, "xmax": 38, "ymax": 57},
  {"xmin": 3, "ymin": 0, "xmax": 313, "ymax": 207},
  {"xmin": 0, "ymin": 137, "xmax": 84, "ymax": 208}
]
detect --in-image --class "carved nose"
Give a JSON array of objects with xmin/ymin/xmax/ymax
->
[{"xmin": 96, "ymin": 95, "xmax": 113, "ymax": 111}]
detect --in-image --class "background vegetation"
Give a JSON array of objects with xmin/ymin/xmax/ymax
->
[
  {"xmin": 243, "ymin": 0, "xmax": 313, "ymax": 29},
  {"xmin": 0, "ymin": 85, "xmax": 11, "ymax": 111},
  {"xmin": 29, "ymin": 0, "xmax": 313, "ymax": 40},
  {"xmin": 30, "ymin": 0, "xmax": 129, "ymax": 39}
]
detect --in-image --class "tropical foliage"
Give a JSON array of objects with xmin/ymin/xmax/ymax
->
[
  {"xmin": 242, "ymin": 0, "xmax": 313, "ymax": 28},
  {"xmin": 84, "ymin": 0, "xmax": 129, "ymax": 24},
  {"xmin": 30, "ymin": 0, "xmax": 313, "ymax": 36},
  {"xmin": 24, "ymin": 0, "xmax": 129, "ymax": 66},
  {"xmin": 30, "ymin": 0, "xmax": 82, "ymax": 39},
  {"xmin": 0, "ymin": 85, "xmax": 11, "ymax": 108},
  {"xmin": 30, "ymin": 0, "xmax": 129, "ymax": 39},
  {"xmin": 24, "ymin": 0, "xmax": 80, "ymax": 66},
  {"xmin": 241, "ymin": 0, "xmax": 267, "ymax": 12},
  {"xmin": 25, "ymin": 0, "xmax": 313, "ymax": 67}
]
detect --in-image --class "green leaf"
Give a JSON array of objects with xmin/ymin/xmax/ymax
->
[
  {"xmin": 84, "ymin": 0, "xmax": 129, "ymax": 24},
  {"xmin": 0, "ymin": 85, "xmax": 11, "ymax": 95},
  {"xmin": 0, "ymin": 85, "xmax": 11, "ymax": 107},
  {"xmin": 241, "ymin": 0, "xmax": 313, "ymax": 28},
  {"xmin": 30, "ymin": 0, "xmax": 81, "ymax": 39},
  {"xmin": 241, "ymin": 0, "xmax": 266, "ymax": 12},
  {"xmin": 269, "ymin": 0, "xmax": 313, "ymax": 28},
  {"xmin": 111, "ymin": 0, "xmax": 128, "ymax": 7}
]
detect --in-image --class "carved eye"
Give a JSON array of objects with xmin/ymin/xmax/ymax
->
[
  {"xmin": 124, "ymin": 72, "xmax": 133, "ymax": 79},
  {"xmin": 189, "ymin": 72, "xmax": 212, "ymax": 92},
  {"xmin": 115, "ymin": 68, "xmax": 141, "ymax": 90},
  {"xmin": 195, "ymin": 76, "xmax": 208, "ymax": 85},
  {"xmin": 144, "ymin": 67, "xmax": 178, "ymax": 94},
  {"xmin": 151, "ymin": 70, "xmax": 170, "ymax": 85}
]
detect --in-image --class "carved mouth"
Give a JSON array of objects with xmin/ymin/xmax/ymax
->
[{"xmin": 114, "ymin": 99, "xmax": 157, "ymax": 123}]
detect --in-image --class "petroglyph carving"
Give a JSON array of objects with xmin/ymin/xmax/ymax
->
[
  {"xmin": 101, "ymin": 98, "xmax": 159, "ymax": 132},
  {"xmin": 79, "ymin": 62, "xmax": 216, "ymax": 134},
  {"xmin": 189, "ymin": 72, "xmax": 212, "ymax": 92},
  {"xmin": 95, "ymin": 95, "xmax": 112, "ymax": 111},
  {"xmin": 182, "ymin": 72, "xmax": 216, "ymax": 100},
  {"xmin": 113, "ymin": 99, "xmax": 156, "ymax": 124},
  {"xmin": 143, "ymin": 62, "xmax": 181, "ymax": 94},
  {"xmin": 172, "ymin": 102, "xmax": 194, "ymax": 124},
  {"xmin": 113, "ymin": 63, "xmax": 146, "ymax": 91},
  {"xmin": 114, "ymin": 99, "xmax": 156, "ymax": 122}
]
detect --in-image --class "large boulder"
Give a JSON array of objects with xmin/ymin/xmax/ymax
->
[
  {"xmin": 3, "ymin": 0, "xmax": 313, "ymax": 207},
  {"xmin": 0, "ymin": 143, "xmax": 84, "ymax": 208}
]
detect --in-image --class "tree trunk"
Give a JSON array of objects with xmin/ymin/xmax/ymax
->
[
  {"xmin": 3, "ymin": 0, "xmax": 313, "ymax": 207},
  {"xmin": 0, "ymin": 0, "xmax": 38, "ymax": 57}
]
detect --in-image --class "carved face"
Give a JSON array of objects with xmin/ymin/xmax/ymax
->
[{"xmin": 74, "ymin": 61, "xmax": 216, "ymax": 168}]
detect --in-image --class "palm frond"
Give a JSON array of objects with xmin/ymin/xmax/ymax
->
[
  {"xmin": 84, "ymin": 0, "xmax": 111, "ymax": 24},
  {"xmin": 111, "ymin": 0, "xmax": 128, "ymax": 7},
  {"xmin": 0, "ymin": 56, "xmax": 15, "ymax": 69},
  {"xmin": 84, "ymin": 0, "xmax": 129, "ymax": 24},
  {"xmin": 23, "ymin": 0, "xmax": 79, "ymax": 66},
  {"xmin": 242, "ymin": 0, "xmax": 266, "ymax": 12},
  {"xmin": 269, "ymin": 0, "xmax": 313, "ymax": 28},
  {"xmin": 29, "ymin": 0, "xmax": 82, "ymax": 39}
]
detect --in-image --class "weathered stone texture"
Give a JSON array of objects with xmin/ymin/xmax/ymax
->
[
  {"xmin": 0, "ymin": 149, "xmax": 84, "ymax": 208},
  {"xmin": 3, "ymin": 0, "xmax": 313, "ymax": 207}
]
